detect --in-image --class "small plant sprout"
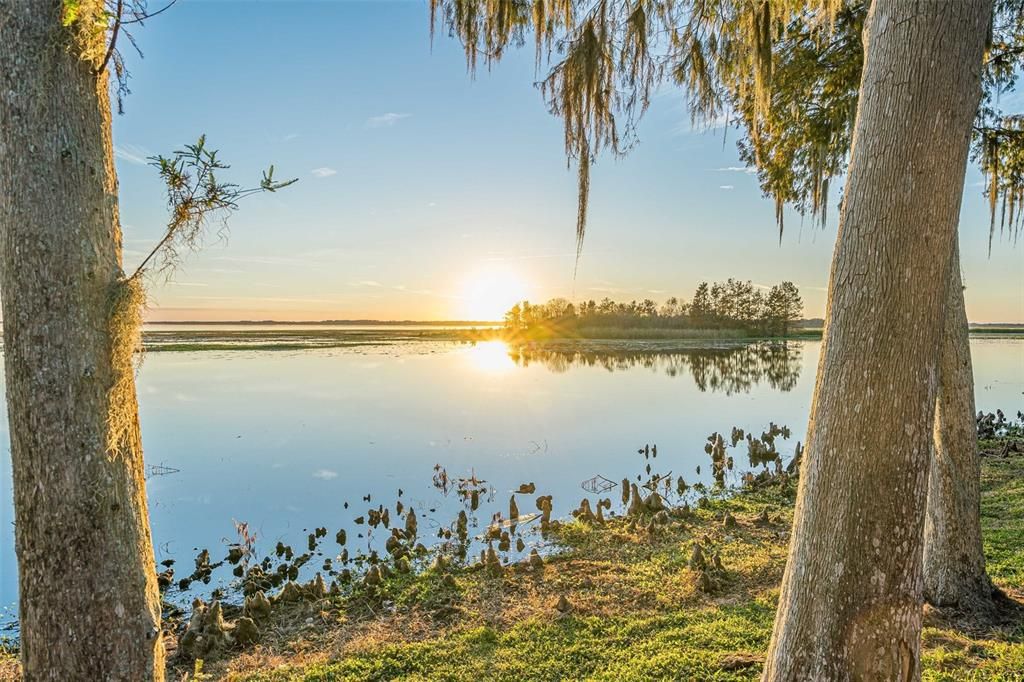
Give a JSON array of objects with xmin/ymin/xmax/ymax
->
[{"xmin": 129, "ymin": 135, "xmax": 298, "ymax": 281}]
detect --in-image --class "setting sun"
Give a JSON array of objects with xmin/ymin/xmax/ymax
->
[{"xmin": 459, "ymin": 267, "xmax": 530, "ymax": 321}]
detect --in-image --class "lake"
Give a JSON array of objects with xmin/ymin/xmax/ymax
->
[{"xmin": 1, "ymin": 334, "xmax": 1021, "ymax": 631}]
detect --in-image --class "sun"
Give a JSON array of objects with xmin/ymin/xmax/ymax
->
[{"xmin": 460, "ymin": 266, "xmax": 530, "ymax": 321}]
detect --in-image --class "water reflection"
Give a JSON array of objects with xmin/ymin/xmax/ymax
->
[
  {"xmin": 509, "ymin": 341, "xmax": 803, "ymax": 394},
  {"xmin": 464, "ymin": 340, "xmax": 517, "ymax": 374}
]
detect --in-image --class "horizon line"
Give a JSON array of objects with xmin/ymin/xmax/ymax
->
[{"xmin": 141, "ymin": 318, "xmax": 1024, "ymax": 327}]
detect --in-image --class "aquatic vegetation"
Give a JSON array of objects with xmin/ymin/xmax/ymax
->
[
  {"xmin": 1, "ymin": 428, "xmax": 1017, "ymax": 679},
  {"xmin": 152, "ymin": 420, "xmax": 844, "ymax": 669},
  {"xmin": 977, "ymin": 409, "xmax": 1024, "ymax": 440}
]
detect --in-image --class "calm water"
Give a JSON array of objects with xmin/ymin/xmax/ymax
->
[{"xmin": 1, "ymin": 337, "xmax": 1021, "ymax": 629}]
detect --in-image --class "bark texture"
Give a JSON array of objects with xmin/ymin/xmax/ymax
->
[
  {"xmin": 762, "ymin": 1, "xmax": 991, "ymax": 680},
  {"xmin": 0, "ymin": 2, "xmax": 164, "ymax": 679},
  {"xmin": 924, "ymin": 241, "xmax": 992, "ymax": 608}
]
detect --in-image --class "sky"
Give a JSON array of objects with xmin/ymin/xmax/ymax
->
[{"xmin": 112, "ymin": 0, "xmax": 1023, "ymax": 323}]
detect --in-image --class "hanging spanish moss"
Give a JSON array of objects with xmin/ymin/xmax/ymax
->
[
  {"xmin": 432, "ymin": 0, "xmax": 659, "ymax": 264},
  {"xmin": 978, "ymin": 116, "xmax": 1024, "ymax": 253},
  {"xmin": 430, "ymin": 0, "xmax": 1023, "ymax": 255},
  {"xmin": 106, "ymin": 275, "xmax": 146, "ymax": 455}
]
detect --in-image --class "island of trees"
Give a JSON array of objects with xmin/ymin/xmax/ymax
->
[{"xmin": 503, "ymin": 279, "xmax": 803, "ymax": 337}]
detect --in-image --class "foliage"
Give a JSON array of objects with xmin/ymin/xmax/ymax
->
[
  {"xmin": 698, "ymin": 0, "xmax": 1024, "ymax": 247},
  {"xmin": 724, "ymin": 3, "xmax": 864, "ymax": 234},
  {"xmin": 430, "ymin": 1, "xmax": 1024, "ymax": 253},
  {"xmin": 430, "ymin": 0, "xmax": 667, "ymax": 260},
  {"xmin": 129, "ymin": 135, "xmax": 297, "ymax": 281},
  {"xmin": 62, "ymin": 0, "xmax": 180, "ymax": 113},
  {"xmin": 977, "ymin": 0, "xmax": 1024, "ymax": 251},
  {"xmin": 977, "ymin": 409, "xmax": 1024, "ymax": 440},
  {"xmin": 503, "ymin": 279, "xmax": 802, "ymax": 334}
]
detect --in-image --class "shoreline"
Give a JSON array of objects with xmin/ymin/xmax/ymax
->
[
  {"xmin": 1, "ymin": 437, "xmax": 1020, "ymax": 680},
  {"xmin": 131, "ymin": 327, "xmax": 1024, "ymax": 353}
]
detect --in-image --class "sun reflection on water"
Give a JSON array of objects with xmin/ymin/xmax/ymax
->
[{"xmin": 464, "ymin": 340, "xmax": 516, "ymax": 374}]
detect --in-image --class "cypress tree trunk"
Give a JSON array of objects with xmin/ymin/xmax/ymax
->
[
  {"xmin": 924, "ymin": 241, "xmax": 993, "ymax": 608},
  {"xmin": 762, "ymin": 1, "xmax": 991, "ymax": 679},
  {"xmin": 0, "ymin": 2, "xmax": 164, "ymax": 679}
]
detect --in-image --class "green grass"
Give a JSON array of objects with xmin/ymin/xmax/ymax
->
[
  {"xmin": 243, "ymin": 606, "xmax": 775, "ymax": 682},
  {"xmin": 980, "ymin": 443, "xmax": 1024, "ymax": 586}
]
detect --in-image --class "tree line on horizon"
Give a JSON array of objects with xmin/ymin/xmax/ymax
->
[{"xmin": 504, "ymin": 279, "xmax": 803, "ymax": 335}]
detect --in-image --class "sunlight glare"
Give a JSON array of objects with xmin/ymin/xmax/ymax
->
[
  {"xmin": 460, "ymin": 267, "xmax": 529, "ymax": 321},
  {"xmin": 465, "ymin": 340, "xmax": 516, "ymax": 374}
]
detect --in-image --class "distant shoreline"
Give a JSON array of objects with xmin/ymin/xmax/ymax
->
[
  {"xmin": 127, "ymin": 325, "xmax": 1024, "ymax": 353},
  {"xmin": 145, "ymin": 320, "xmax": 501, "ymax": 326},
  {"xmin": 143, "ymin": 320, "xmax": 1024, "ymax": 328}
]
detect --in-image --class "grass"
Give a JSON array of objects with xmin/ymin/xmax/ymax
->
[
  {"xmin": 980, "ymin": 439, "xmax": 1024, "ymax": 587},
  {"xmin": 183, "ymin": 442, "xmax": 1022, "ymax": 681},
  {"xmin": 140, "ymin": 328, "xmax": 502, "ymax": 352}
]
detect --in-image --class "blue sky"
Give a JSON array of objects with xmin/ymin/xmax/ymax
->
[{"xmin": 113, "ymin": 0, "xmax": 1022, "ymax": 322}]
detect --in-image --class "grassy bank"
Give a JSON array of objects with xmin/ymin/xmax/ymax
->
[
  {"xmin": 2, "ymin": 441, "xmax": 1019, "ymax": 681},
  {"xmin": 192, "ymin": 440, "xmax": 1021, "ymax": 681}
]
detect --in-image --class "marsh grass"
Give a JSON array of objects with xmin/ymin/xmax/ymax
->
[{"xmin": 119, "ymin": 327, "xmax": 1021, "ymax": 355}]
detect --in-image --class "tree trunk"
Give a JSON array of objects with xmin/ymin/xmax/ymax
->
[
  {"xmin": 0, "ymin": 2, "xmax": 164, "ymax": 680},
  {"xmin": 924, "ymin": 240, "xmax": 993, "ymax": 608},
  {"xmin": 762, "ymin": 1, "xmax": 991, "ymax": 680}
]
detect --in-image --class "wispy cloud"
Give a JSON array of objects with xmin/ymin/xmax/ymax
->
[
  {"xmin": 213, "ymin": 255, "xmax": 311, "ymax": 266},
  {"xmin": 719, "ymin": 185, "xmax": 735, "ymax": 190},
  {"xmin": 714, "ymin": 166, "xmax": 757, "ymax": 174},
  {"xmin": 366, "ymin": 112, "xmax": 411, "ymax": 128},
  {"xmin": 311, "ymin": 167, "xmax": 337, "ymax": 178},
  {"xmin": 483, "ymin": 250, "xmax": 581, "ymax": 262},
  {"xmin": 181, "ymin": 294, "xmax": 342, "ymax": 305},
  {"xmin": 671, "ymin": 112, "xmax": 732, "ymax": 136},
  {"xmin": 351, "ymin": 280, "xmax": 383, "ymax": 288},
  {"xmin": 114, "ymin": 144, "xmax": 150, "ymax": 165},
  {"xmin": 313, "ymin": 469, "xmax": 338, "ymax": 480},
  {"xmin": 283, "ymin": 133, "xmax": 300, "ymax": 142}
]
